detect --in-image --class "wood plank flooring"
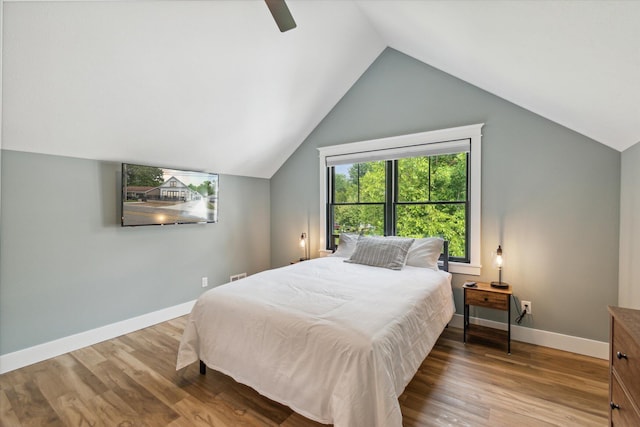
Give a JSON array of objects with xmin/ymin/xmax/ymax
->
[{"xmin": 0, "ymin": 317, "xmax": 609, "ymax": 426}]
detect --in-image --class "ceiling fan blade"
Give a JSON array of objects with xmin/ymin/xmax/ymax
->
[{"xmin": 265, "ymin": 0, "xmax": 297, "ymax": 32}]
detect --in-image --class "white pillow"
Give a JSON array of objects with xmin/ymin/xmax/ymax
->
[
  {"xmin": 329, "ymin": 233, "xmax": 359, "ymax": 258},
  {"xmin": 406, "ymin": 237, "xmax": 444, "ymax": 271},
  {"xmin": 345, "ymin": 235, "xmax": 415, "ymax": 270}
]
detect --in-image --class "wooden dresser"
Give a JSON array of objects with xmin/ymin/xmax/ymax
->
[{"xmin": 608, "ymin": 306, "xmax": 640, "ymax": 426}]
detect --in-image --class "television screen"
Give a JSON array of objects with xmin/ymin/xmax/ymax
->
[{"xmin": 121, "ymin": 163, "xmax": 219, "ymax": 227}]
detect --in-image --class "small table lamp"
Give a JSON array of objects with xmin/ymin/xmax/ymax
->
[
  {"xmin": 299, "ymin": 232, "xmax": 309, "ymax": 261},
  {"xmin": 491, "ymin": 245, "xmax": 509, "ymax": 288}
]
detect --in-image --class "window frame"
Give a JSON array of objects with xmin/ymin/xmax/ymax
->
[{"xmin": 318, "ymin": 124, "xmax": 483, "ymax": 275}]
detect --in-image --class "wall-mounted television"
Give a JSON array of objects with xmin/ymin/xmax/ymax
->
[{"xmin": 121, "ymin": 163, "xmax": 219, "ymax": 227}]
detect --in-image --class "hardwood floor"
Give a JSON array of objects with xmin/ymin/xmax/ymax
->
[{"xmin": 0, "ymin": 317, "xmax": 609, "ymax": 426}]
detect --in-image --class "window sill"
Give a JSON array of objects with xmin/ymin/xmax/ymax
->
[{"xmin": 449, "ymin": 262, "xmax": 481, "ymax": 276}]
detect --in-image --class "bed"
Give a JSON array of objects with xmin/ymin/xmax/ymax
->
[{"xmin": 176, "ymin": 236, "xmax": 455, "ymax": 427}]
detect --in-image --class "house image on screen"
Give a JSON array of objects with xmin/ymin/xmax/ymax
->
[{"xmin": 144, "ymin": 176, "xmax": 202, "ymax": 202}]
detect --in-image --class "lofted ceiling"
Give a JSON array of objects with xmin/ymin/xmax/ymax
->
[{"xmin": 2, "ymin": 0, "xmax": 639, "ymax": 179}]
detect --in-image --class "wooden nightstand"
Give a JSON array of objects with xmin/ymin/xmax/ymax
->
[{"xmin": 463, "ymin": 282, "xmax": 513, "ymax": 354}]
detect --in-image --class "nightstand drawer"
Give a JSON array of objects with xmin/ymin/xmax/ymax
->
[{"xmin": 465, "ymin": 289, "xmax": 509, "ymax": 310}]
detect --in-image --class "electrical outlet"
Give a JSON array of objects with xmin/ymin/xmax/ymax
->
[
  {"xmin": 521, "ymin": 300, "xmax": 532, "ymax": 315},
  {"xmin": 201, "ymin": 277, "xmax": 208, "ymax": 288}
]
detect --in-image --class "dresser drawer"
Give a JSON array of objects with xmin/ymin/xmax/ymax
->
[
  {"xmin": 612, "ymin": 319, "xmax": 640, "ymax": 407},
  {"xmin": 465, "ymin": 289, "xmax": 509, "ymax": 310},
  {"xmin": 611, "ymin": 374, "xmax": 640, "ymax": 426}
]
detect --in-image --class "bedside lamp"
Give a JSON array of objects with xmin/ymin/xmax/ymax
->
[
  {"xmin": 299, "ymin": 232, "xmax": 308, "ymax": 261},
  {"xmin": 491, "ymin": 245, "xmax": 509, "ymax": 288}
]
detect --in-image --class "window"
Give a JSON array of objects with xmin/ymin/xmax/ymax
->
[
  {"xmin": 329, "ymin": 153, "xmax": 468, "ymax": 261},
  {"xmin": 331, "ymin": 161, "xmax": 387, "ymax": 237},
  {"xmin": 319, "ymin": 124, "xmax": 483, "ymax": 275}
]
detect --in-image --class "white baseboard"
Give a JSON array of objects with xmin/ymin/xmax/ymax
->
[
  {"xmin": 450, "ymin": 314, "xmax": 609, "ymax": 360},
  {"xmin": 0, "ymin": 300, "xmax": 196, "ymax": 374}
]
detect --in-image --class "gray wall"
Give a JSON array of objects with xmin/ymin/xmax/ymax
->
[
  {"xmin": 0, "ymin": 150, "xmax": 270, "ymax": 355},
  {"xmin": 271, "ymin": 48, "xmax": 620, "ymax": 342},
  {"xmin": 620, "ymin": 141, "xmax": 640, "ymax": 309}
]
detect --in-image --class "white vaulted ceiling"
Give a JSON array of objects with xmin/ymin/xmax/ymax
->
[{"xmin": 2, "ymin": 0, "xmax": 639, "ymax": 178}]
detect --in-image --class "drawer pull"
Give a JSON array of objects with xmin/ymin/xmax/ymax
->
[
  {"xmin": 616, "ymin": 351, "xmax": 628, "ymax": 360},
  {"xmin": 610, "ymin": 402, "xmax": 620, "ymax": 410},
  {"xmin": 484, "ymin": 297, "xmax": 488, "ymax": 301}
]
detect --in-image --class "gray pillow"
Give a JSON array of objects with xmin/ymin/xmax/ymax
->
[{"xmin": 345, "ymin": 236, "xmax": 415, "ymax": 270}]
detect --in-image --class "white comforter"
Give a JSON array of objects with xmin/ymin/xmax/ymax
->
[{"xmin": 176, "ymin": 257, "xmax": 455, "ymax": 427}]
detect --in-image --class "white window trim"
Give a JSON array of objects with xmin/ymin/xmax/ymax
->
[{"xmin": 318, "ymin": 123, "xmax": 483, "ymax": 276}]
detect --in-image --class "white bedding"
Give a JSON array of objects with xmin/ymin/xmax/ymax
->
[{"xmin": 176, "ymin": 256, "xmax": 455, "ymax": 427}]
